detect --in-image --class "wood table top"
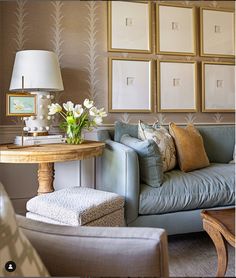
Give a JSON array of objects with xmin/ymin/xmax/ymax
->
[
  {"xmin": 201, "ymin": 208, "xmax": 235, "ymax": 244},
  {"xmin": 0, "ymin": 141, "xmax": 105, "ymax": 163}
]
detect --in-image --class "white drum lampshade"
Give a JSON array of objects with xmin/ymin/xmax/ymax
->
[{"xmin": 9, "ymin": 50, "xmax": 64, "ymax": 135}]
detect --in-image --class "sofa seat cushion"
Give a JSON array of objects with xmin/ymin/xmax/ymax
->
[{"xmin": 139, "ymin": 163, "xmax": 235, "ymax": 215}]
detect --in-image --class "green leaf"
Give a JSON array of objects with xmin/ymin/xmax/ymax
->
[{"xmin": 66, "ymin": 116, "xmax": 76, "ymax": 125}]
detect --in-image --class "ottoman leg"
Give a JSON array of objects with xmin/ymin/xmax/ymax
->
[{"xmin": 38, "ymin": 163, "xmax": 55, "ymax": 195}]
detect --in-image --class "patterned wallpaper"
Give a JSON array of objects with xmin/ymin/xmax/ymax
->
[{"xmin": 0, "ymin": 0, "xmax": 234, "ymax": 126}]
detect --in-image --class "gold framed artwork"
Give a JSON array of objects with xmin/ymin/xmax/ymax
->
[
  {"xmin": 156, "ymin": 3, "xmax": 196, "ymax": 56},
  {"xmin": 202, "ymin": 62, "xmax": 235, "ymax": 112},
  {"xmin": 108, "ymin": 57, "xmax": 153, "ymax": 113},
  {"xmin": 108, "ymin": 1, "xmax": 152, "ymax": 53},
  {"xmin": 200, "ymin": 7, "xmax": 235, "ymax": 57},
  {"xmin": 6, "ymin": 93, "xmax": 37, "ymax": 116},
  {"xmin": 157, "ymin": 60, "xmax": 197, "ymax": 112}
]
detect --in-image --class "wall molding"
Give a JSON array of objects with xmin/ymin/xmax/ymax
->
[
  {"xmin": 0, "ymin": 122, "xmax": 235, "ymax": 134},
  {"xmin": 0, "ymin": 122, "xmax": 234, "ymax": 144}
]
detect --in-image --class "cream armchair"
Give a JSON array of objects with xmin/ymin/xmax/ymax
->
[{"xmin": 1, "ymin": 182, "xmax": 169, "ymax": 277}]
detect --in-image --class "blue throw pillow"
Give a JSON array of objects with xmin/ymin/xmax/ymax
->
[
  {"xmin": 121, "ymin": 134, "xmax": 163, "ymax": 187},
  {"xmin": 114, "ymin": 121, "xmax": 138, "ymax": 142}
]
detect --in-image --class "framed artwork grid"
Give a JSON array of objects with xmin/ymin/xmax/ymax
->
[{"xmin": 107, "ymin": 3, "xmax": 234, "ymax": 115}]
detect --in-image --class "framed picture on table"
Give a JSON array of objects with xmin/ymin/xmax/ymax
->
[
  {"xmin": 156, "ymin": 3, "xmax": 196, "ymax": 55},
  {"xmin": 157, "ymin": 60, "xmax": 197, "ymax": 112},
  {"xmin": 108, "ymin": 57, "xmax": 153, "ymax": 112},
  {"xmin": 202, "ymin": 62, "xmax": 235, "ymax": 112},
  {"xmin": 200, "ymin": 7, "xmax": 235, "ymax": 57},
  {"xmin": 6, "ymin": 93, "xmax": 37, "ymax": 116},
  {"xmin": 108, "ymin": 1, "xmax": 152, "ymax": 53}
]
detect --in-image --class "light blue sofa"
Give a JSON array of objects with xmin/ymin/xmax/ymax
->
[{"xmin": 97, "ymin": 125, "xmax": 235, "ymax": 235}]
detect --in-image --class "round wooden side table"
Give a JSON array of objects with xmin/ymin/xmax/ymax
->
[{"xmin": 0, "ymin": 141, "xmax": 105, "ymax": 194}]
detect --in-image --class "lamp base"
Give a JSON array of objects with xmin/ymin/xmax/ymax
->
[{"xmin": 24, "ymin": 92, "xmax": 54, "ymax": 135}]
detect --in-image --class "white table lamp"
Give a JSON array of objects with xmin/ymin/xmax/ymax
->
[{"xmin": 10, "ymin": 50, "xmax": 64, "ymax": 135}]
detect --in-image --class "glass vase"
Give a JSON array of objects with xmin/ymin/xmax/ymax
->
[{"xmin": 66, "ymin": 127, "xmax": 84, "ymax": 145}]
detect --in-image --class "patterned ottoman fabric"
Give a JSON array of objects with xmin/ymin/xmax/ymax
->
[
  {"xmin": 26, "ymin": 208, "xmax": 125, "ymax": 227},
  {"xmin": 0, "ymin": 183, "xmax": 49, "ymax": 277},
  {"xmin": 26, "ymin": 187, "xmax": 125, "ymax": 226}
]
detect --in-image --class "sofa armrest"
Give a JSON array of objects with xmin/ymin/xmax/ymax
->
[
  {"xmin": 17, "ymin": 215, "xmax": 169, "ymax": 278},
  {"xmin": 97, "ymin": 139, "xmax": 140, "ymax": 224}
]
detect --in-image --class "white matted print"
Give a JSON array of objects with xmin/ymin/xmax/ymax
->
[
  {"xmin": 200, "ymin": 8, "xmax": 235, "ymax": 57},
  {"xmin": 108, "ymin": 1, "xmax": 152, "ymax": 53},
  {"xmin": 157, "ymin": 4, "xmax": 196, "ymax": 55},
  {"xmin": 109, "ymin": 58, "xmax": 152, "ymax": 112},
  {"xmin": 158, "ymin": 61, "xmax": 197, "ymax": 112},
  {"xmin": 202, "ymin": 62, "xmax": 235, "ymax": 112}
]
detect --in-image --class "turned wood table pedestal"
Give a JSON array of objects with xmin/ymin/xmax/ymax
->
[
  {"xmin": 201, "ymin": 208, "xmax": 235, "ymax": 277},
  {"xmin": 0, "ymin": 141, "xmax": 105, "ymax": 195}
]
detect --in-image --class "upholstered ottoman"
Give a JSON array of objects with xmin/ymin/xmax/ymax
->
[{"xmin": 26, "ymin": 187, "xmax": 125, "ymax": 227}]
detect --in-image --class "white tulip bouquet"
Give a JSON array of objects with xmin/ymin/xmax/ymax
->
[{"xmin": 48, "ymin": 99, "xmax": 107, "ymax": 144}]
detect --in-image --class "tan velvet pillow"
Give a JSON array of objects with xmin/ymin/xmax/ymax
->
[{"xmin": 169, "ymin": 122, "xmax": 210, "ymax": 172}]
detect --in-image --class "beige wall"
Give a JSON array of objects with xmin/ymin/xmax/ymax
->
[{"xmin": 0, "ymin": 0, "xmax": 234, "ymax": 126}]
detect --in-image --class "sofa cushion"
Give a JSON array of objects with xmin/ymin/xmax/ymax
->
[
  {"xmin": 111, "ymin": 123, "xmax": 235, "ymax": 163},
  {"xmin": 139, "ymin": 163, "xmax": 235, "ymax": 215},
  {"xmin": 121, "ymin": 134, "xmax": 163, "ymax": 187},
  {"xmin": 114, "ymin": 121, "xmax": 138, "ymax": 142},
  {"xmin": 169, "ymin": 123, "xmax": 209, "ymax": 172},
  {"xmin": 197, "ymin": 125, "xmax": 235, "ymax": 163},
  {"xmin": 138, "ymin": 121, "xmax": 176, "ymax": 172}
]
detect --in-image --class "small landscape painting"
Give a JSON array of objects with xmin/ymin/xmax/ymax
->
[{"xmin": 6, "ymin": 93, "xmax": 37, "ymax": 116}]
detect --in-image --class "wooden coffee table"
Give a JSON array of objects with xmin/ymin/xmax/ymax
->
[{"xmin": 201, "ymin": 208, "xmax": 235, "ymax": 277}]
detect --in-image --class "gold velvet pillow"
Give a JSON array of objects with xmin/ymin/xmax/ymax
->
[{"xmin": 169, "ymin": 122, "xmax": 210, "ymax": 172}]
